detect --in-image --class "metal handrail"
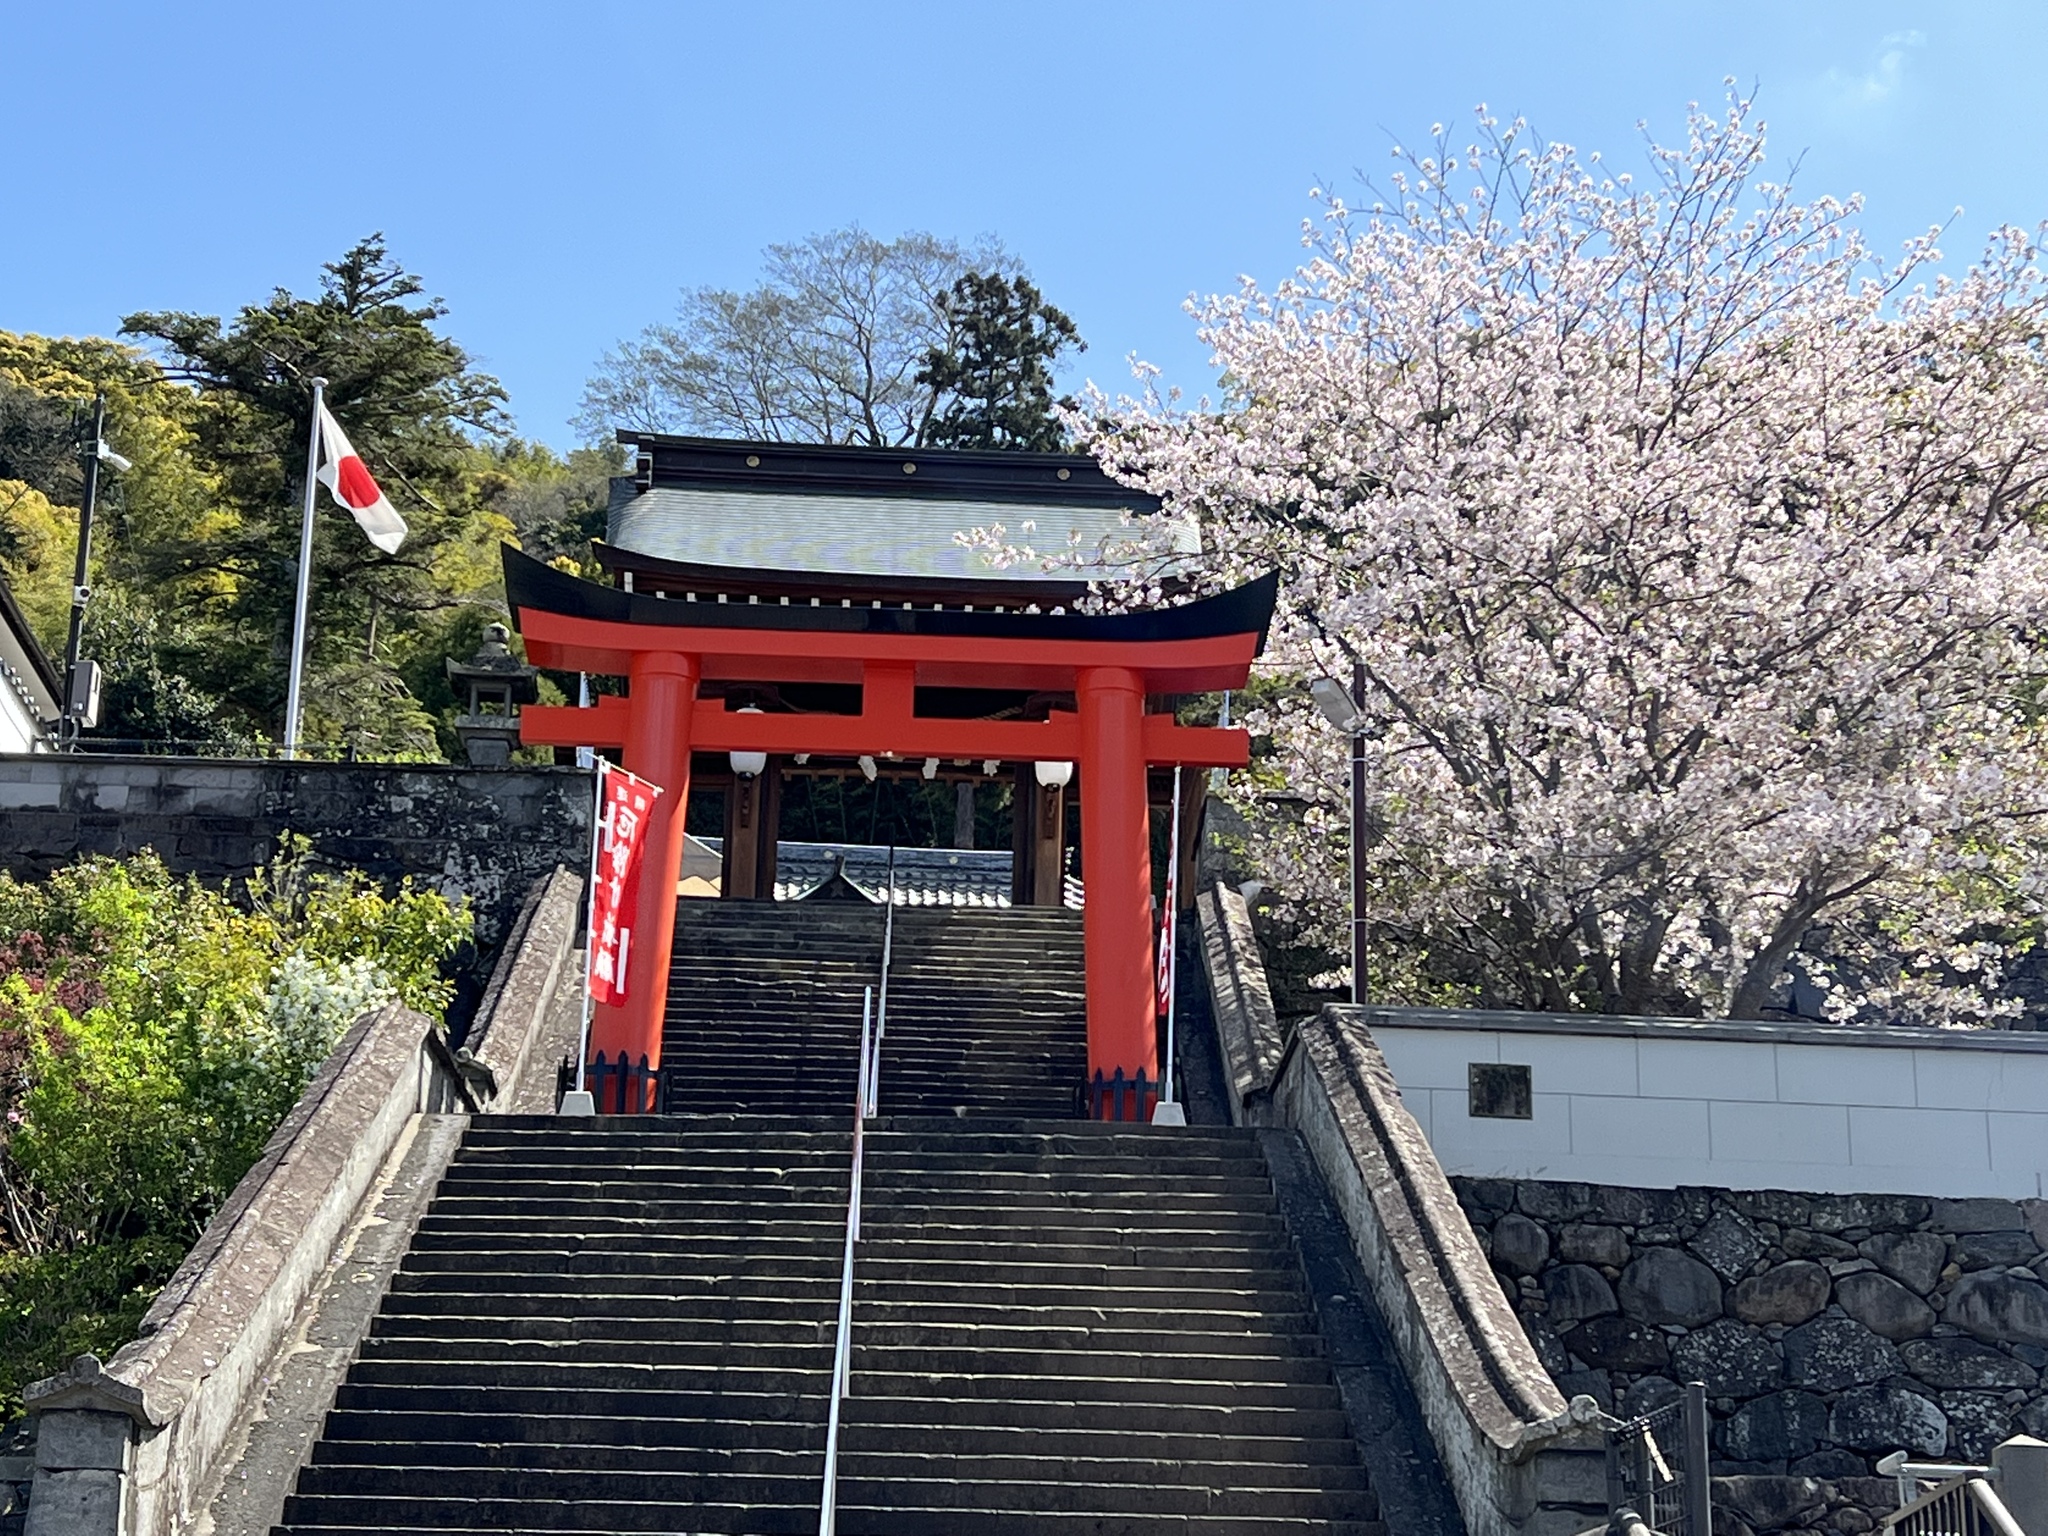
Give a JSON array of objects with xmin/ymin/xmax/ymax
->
[
  {"xmin": 1882, "ymin": 1469, "xmax": 2025, "ymax": 1536},
  {"xmin": 869, "ymin": 849, "xmax": 895, "ymax": 1117},
  {"xmin": 819, "ymin": 985, "xmax": 880, "ymax": 1536},
  {"xmin": 1879, "ymin": 1454, "xmax": 1999, "ymax": 1509}
]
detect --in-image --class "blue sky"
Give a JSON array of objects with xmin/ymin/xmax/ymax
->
[{"xmin": 3, "ymin": 1, "xmax": 2040, "ymax": 449}]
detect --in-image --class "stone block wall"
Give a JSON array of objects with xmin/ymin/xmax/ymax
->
[
  {"xmin": 0, "ymin": 755, "xmax": 591, "ymax": 958},
  {"xmin": 1455, "ymin": 1175, "xmax": 2048, "ymax": 1534}
]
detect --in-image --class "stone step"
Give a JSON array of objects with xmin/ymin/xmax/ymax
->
[
  {"xmin": 375, "ymin": 1289, "xmax": 1320, "ymax": 1333},
  {"xmin": 270, "ymin": 999, "xmax": 1381, "ymax": 1536},
  {"xmin": 310, "ymin": 1416, "xmax": 1355, "ymax": 1466},
  {"xmin": 342, "ymin": 1358, "xmax": 1343, "ymax": 1408},
  {"xmin": 286, "ymin": 1464, "xmax": 1373, "ymax": 1520},
  {"xmin": 359, "ymin": 1324, "xmax": 1334, "ymax": 1365},
  {"xmin": 328, "ymin": 1381, "xmax": 1355, "ymax": 1438},
  {"xmin": 310, "ymin": 1438, "xmax": 1364, "ymax": 1489},
  {"xmin": 387, "ymin": 1271, "xmax": 1314, "ymax": 1311}
]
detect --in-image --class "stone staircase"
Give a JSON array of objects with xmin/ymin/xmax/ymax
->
[
  {"xmin": 266, "ymin": 899, "xmax": 1406, "ymax": 1535},
  {"xmin": 274, "ymin": 1117, "xmax": 845, "ymax": 1534},
  {"xmin": 839, "ymin": 1120, "xmax": 1381, "ymax": 1533},
  {"xmin": 658, "ymin": 900, "xmax": 1088, "ymax": 1119},
  {"xmin": 270, "ymin": 1114, "xmax": 1382, "ymax": 1535}
]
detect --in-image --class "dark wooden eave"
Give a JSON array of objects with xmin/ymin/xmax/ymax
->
[
  {"xmin": 0, "ymin": 570, "xmax": 61, "ymax": 701},
  {"xmin": 504, "ymin": 546, "xmax": 1276, "ymax": 652}
]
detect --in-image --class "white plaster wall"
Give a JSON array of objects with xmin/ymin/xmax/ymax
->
[
  {"xmin": 1373, "ymin": 1021, "xmax": 2048, "ymax": 1200},
  {"xmin": 0, "ymin": 685, "xmax": 43, "ymax": 754}
]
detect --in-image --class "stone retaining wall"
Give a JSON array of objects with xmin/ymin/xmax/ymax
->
[
  {"xmin": 0, "ymin": 755, "xmax": 591, "ymax": 957},
  {"xmin": 1454, "ymin": 1175, "xmax": 2048, "ymax": 1533}
]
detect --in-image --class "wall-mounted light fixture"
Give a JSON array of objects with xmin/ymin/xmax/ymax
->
[{"xmin": 1034, "ymin": 760, "xmax": 1074, "ymax": 790}]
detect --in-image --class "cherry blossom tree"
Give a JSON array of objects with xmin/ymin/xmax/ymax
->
[{"xmin": 1086, "ymin": 93, "xmax": 2048, "ymax": 1023}]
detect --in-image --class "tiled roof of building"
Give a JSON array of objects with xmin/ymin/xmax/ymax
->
[
  {"xmin": 697, "ymin": 838, "xmax": 1082, "ymax": 908},
  {"xmin": 603, "ymin": 435, "xmax": 1194, "ymax": 588},
  {"xmin": 607, "ymin": 485, "xmax": 1192, "ymax": 585}
]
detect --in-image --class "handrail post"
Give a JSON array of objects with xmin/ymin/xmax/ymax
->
[
  {"xmin": 1682, "ymin": 1381, "xmax": 1711, "ymax": 1535},
  {"xmin": 871, "ymin": 848, "xmax": 895, "ymax": 1118}
]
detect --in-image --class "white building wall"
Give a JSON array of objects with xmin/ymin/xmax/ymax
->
[
  {"xmin": 1372, "ymin": 1015, "xmax": 2048, "ymax": 1200},
  {"xmin": 0, "ymin": 679, "xmax": 44, "ymax": 753}
]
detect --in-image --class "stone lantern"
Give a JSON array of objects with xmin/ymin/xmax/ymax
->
[{"xmin": 445, "ymin": 622, "xmax": 539, "ymax": 767}]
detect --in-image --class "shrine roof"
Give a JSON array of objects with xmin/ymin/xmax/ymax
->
[{"xmin": 607, "ymin": 433, "xmax": 1195, "ymax": 585}]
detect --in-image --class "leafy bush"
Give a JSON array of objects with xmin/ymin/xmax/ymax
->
[{"xmin": 0, "ymin": 845, "xmax": 469, "ymax": 1419}]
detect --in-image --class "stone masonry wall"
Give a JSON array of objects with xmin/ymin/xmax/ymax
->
[
  {"xmin": 0, "ymin": 756, "xmax": 591, "ymax": 1013},
  {"xmin": 1454, "ymin": 1176, "xmax": 2048, "ymax": 1536}
]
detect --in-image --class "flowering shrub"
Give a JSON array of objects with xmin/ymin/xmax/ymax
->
[
  {"xmin": 0, "ymin": 846, "xmax": 468, "ymax": 1419},
  {"xmin": 1079, "ymin": 92, "xmax": 2048, "ymax": 1025}
]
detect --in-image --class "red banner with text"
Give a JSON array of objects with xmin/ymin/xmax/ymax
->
[
  {"xmin": 1156, "ymin": 854, "xmax": 1177, "ymax": 1018},
  {"xmin": 587, "ymin": 763, "xmax": 662, "ymax": 1007}
]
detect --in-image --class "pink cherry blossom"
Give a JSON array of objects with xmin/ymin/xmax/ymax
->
[{"xmin": 1076, "ymin": 91, "xmax": 2048, "ymax": 1023}]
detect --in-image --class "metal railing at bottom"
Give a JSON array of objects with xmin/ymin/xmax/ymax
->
[
  {"xmin": 1604, "ymin": 1382, "xmax": 1712, "ymax": 1536},
  {"xmin": 819, "ymin": 985, "xmax": 880, "ymax": 1536},
  {"xmin": 583, "ymin": 1051, "xmax": 659, "ymax": 1113},
  {"xmin": 1084, "ymin": 1067, "xmax": 1158, "ymax": 1122},
  {"xmin": 1880, "ymin": 1454, "xmax": 2027, "ymax": 1536}
]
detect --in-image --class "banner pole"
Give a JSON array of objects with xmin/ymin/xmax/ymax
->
[
  {"xmin": 575, "ymin": 756, "xmax": 607, "ymax": 1094},
  {"xmin": 1162, "ymin": 763, "xmax": 1182, "ymax": 1106},
  {"xmin": 282, "ymin": 377, "xmax": 326, "ymax": 759}
]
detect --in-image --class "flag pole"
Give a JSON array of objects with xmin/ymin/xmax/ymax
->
[{"xmin": 282, "ymin": 377, "xmax": 326, "ymax": 759}]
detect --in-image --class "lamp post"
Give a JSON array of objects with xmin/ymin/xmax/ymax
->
[{"xmin": 1308, "ymin": 668, "xmax": 1371, "ymax": 1006}]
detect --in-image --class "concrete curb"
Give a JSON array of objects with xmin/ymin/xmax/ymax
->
[{"xmin": 464, "ymin": 864, "xmax": 581, "ymax": 1109}]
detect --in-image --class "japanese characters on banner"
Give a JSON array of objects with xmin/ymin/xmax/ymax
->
[{"xmin": 587, "ymin": 763, "xmax": 662, "ymax": 1007}]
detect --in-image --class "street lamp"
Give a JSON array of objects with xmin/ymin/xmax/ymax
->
[{"xmin": 1309, "ymin": 670, "xmax": 1371, "ymax": 1005}]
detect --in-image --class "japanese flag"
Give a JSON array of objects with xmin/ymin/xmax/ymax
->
[{"xmin": 314, "ymin": 400, "xmax": 408, "ymax": 554}]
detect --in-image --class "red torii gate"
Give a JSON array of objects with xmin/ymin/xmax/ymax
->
[{"xmin": 503, "ymin": 548, "xmax": 1273, "ymax": 1111}]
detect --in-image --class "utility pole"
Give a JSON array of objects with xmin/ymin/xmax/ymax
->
[
  {"xmin": 1309, "ymin": 669, "xmax": 1374, "ymax": 1006},
  {"xmin": 59, "ymin": 393, "xmax": 108, "ymax": 749},
  {"xmin": 1350, "ymin": 661, "xmax": 1369, "ymax": 1006}
]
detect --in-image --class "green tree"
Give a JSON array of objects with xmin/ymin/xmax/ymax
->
[
  {"xmin": 120, "ymin": 236, "xmax": 511, "ymax": 742},
  {"xmin": 915, "ymin": 272, "xmax": 1084, "ymax": 451},
  {"xmin": 0, "ymin": 332, "xmax": 222, "ymax": 659},
  {"xmin": 579, "ymin": 226, "xmax": 1094, "ymax": 449},
  {"xmin": 474, "ymin": 438, "xmax": 623, "ymax": 573}
]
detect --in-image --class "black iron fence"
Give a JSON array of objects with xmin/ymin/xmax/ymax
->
[
  {"xmin": 1084, "ymin": 1067, "xmax": 1157, "ymax": 1122},
  {"xmin": 1605, "ymin": 1382, "xmax": 1712, "ymax": 1536},
  {"xmin": 585, "ymin": 1050, "xmax": 660, "ymax": 1114}
]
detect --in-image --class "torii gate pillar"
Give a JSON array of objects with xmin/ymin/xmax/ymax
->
[
  {"xmin": 1077, "ymin": 666, "xmax": 1157, "ymax": 1089},
  {"xmin": 591, "ymin": 649, "xmax": 698, "ymax": 1086}
]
